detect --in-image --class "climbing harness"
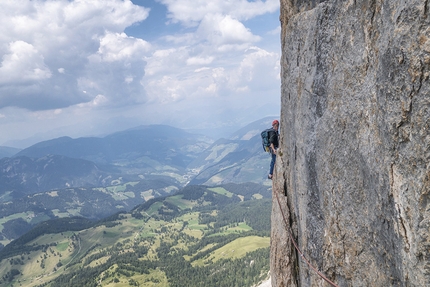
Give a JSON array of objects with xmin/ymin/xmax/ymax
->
[{"xmin": 274, "ymin": 189, "xmax": 340, "ymax": 287}]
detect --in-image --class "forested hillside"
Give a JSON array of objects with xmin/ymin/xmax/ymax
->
[{"xmin": 0, "ymin": 184, "xmax": 271, "ymax": 287}]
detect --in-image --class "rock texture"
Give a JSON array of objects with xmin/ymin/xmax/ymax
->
[{"xmin": 271, "ymin": 0, "xmax": 430, "ymax": 286}]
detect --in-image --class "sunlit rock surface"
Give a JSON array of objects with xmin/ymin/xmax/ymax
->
[{"xmin": 271, "ymin": 0, "xmax": 430, "ymax": 286}]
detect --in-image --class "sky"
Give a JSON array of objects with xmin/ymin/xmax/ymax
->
[{"xmin": 0, "ymin": 0, "xmax": 281, "ymax": 148}]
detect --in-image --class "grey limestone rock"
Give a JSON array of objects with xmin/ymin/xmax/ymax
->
[{"xmin": 272, "ymin": 0, "xmax": 430, "ymax": 286}]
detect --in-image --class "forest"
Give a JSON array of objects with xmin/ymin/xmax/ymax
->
[{"xmin": 0, "ymin": 183, "xmax": 272, "ymax": 287}]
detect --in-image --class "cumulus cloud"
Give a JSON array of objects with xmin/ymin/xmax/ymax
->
[
  {"xmin": 140, "ymin": 1, "xmax": 277, "ymax": 110},
  {"xmin": 0, "ymin": 0, "xmax": 150, "ymax": 111},
  {"xmin": 230, "ymin": 47, "xmax": 280, "ymax": 90},
  {"xmin": 186, "ymin": 56, "xmax": 214, "ymax": 66},
  {"xmin": 141, "ymin": 44, "xmax": 279, "ymax": 115},
  {"xmin": 159, "ymin": 0, "xmax": 279, "ymax": 26},
  {"xmin": 0, "ymin": 0, "xmax": 281, "ymax": 146},
  {"xmin": 0, "ymin": 41, "xmax": 52, "ymax": 84},
  {"xmin": 92, "ymin": 32, "xmax": 151, "ymax": 63},
  {"xmin": 196, "ymin": 14, "xmax": 261, "ymax": 51},
  {"xmin": 145, "ymin": 48, "xmax": 183, "ymax": 76}
]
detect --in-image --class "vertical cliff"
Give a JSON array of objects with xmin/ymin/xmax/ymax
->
[{"xmin": 271, "ymin": 0, "xmax": 430, "ymax": 286}]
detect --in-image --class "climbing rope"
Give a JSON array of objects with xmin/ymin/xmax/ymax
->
[{"xmin": 274, "ymin": 189, "xmax": 340, "ymax": 287}]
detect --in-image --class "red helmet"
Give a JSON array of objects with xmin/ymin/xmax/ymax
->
[{"xmin": 272, "ymin": 120, "xmax": 279, "ymax": 126}]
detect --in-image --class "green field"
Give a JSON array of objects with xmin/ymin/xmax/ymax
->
[
  {"xmin": 55, "ymin": 241, "xmax": 69, "ymax": 252},
  {"xmin": 208, "ymin": 187, "xmax": 234, "ymax": 197},
  {"xmin": 210, "ymin": 236, "xmax": 270, "ymax": 260},
  {"xmin": 165, "ymin": 195, "xmax": 194, "ymax": 210},
  {"xmin": 192, "ymin": 236, "xmax": 270, "ymax": 266}
]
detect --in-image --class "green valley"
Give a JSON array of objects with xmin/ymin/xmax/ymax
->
[{"xmin": 0, "ymin": 184, "xmax": 271, "ymax": 287}]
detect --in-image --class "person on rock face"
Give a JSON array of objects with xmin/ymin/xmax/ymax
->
[{"xmin": 268, "ymin": 120, "xmax": 279, "ymax": 180}]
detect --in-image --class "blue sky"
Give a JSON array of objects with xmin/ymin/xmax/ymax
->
[{"xmin": 0, "ymin": 0, "xmax": 280, "ymax": 147}]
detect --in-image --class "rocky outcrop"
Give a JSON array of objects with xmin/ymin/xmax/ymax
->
[{"xmin": 271, "ymin": 0, "xmax": 430, "ymax": 286}]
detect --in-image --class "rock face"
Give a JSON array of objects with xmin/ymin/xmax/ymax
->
[{"xmin": 271, "ymin": 1, "xmax": 430, "ymax": 286}]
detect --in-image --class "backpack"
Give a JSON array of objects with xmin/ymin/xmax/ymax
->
[{"xmin": 260, "ymin": 128, "xmax": 273, "ymax": 152}]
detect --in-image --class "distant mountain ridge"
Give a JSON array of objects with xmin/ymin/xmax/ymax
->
[
  {"xmin": 0, "ymin": 155, "xmax": 113, "ymax": 194},
  {"xmin": 4, "ymin": 125, "xmax": 213, "ymax": 192},
  {"xmin": 15, "ymin": 125, "xmax": 212, "ymax": 166},
  {"xmin": 0, "ymin": 146, "xmax": 21, "ymax": 159},
  {"xmin": 6, "ymin": 118, "xmax": 276, "ymax": 189},
  {"xmin": 188, "ymin": 117, "xmax": 276, "ymax": 185}
]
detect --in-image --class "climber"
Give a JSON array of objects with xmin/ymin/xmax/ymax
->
[{"xmin": 268, "ymin": 119, "xmax": 279, "ymax": 180}]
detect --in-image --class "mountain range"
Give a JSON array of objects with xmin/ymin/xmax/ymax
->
[
  {"xmin": 14, "ymin": 124, "xmax": 212, "ymax": 175},
  {"xmin": 0, "ymin": 147, "xmax": 20, "ymax": 159},
  {"xmin": 1, "ymin": 118, "xmax": 275, "ymax": 191},
  {"xmin": 0, "ymin": 117, "xmax": 277, "ymax": 246}
]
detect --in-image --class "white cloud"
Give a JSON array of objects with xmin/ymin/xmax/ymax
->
[
  {"xmin": 146, "ymin": 75, "xmax": 186, "ymax": 103},
  {"xmin": 187, "ymin": 56, "xmax": 214, "ymax": 66},
  {"xmin": 159, "ymin": 0, "xmax": 279, "ymax": 26},
  {"xmin": 229, "ymin": 46, "xmax": 280, "ymax": 90},
  {"xmin": 63, "ymin": 0, "xmax": 148, "ymax": 32},
  {"xmin": 92, "ymin": 32, "xmax": 151, "ymax": 62},
  {"xmin": 145, "ymin": 48, "xmax": 180, "ymax": 76},
  {"xmin": 0, "ymin": 0, "xmax": 150, "ymax": 111},
  {"xmin": 33, "ymin": 109, "xmax": 64, "ymax": 120},
  {"xmin": 197, "ymin": 14, "xmax": 260, "ymax": 50},
  {"xmin": 141, "ymin": 3, "xmax": 273, "ymax": 108},
  {"xmin": 0, "ymin": 41, "xmax": 51, "ymax": 84},
  {"xmin": 0, "ymin": 0, "xmax": 281, "ymax": 146},
  {"xmin": 268, "ymin": 25, "xmax": 282, "ymax": 35},
  {"xmin": 77, "ymin": 94, "xmax": 108, "ymax": 109},
  {"xmin": 141, "ymin": 44, "xmax": 279, "ymax": 112},
  {"xmin": 194, "ymin": 67, "xmax": 210, "ymax": 73}
]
